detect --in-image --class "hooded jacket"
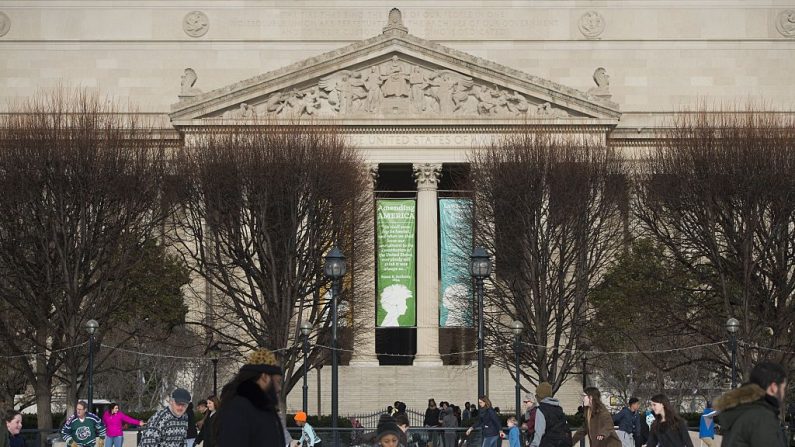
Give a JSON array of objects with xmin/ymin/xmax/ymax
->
[
  {"xmin": 714, "ymin": 384, "xmax": 787, "ymax": 447},
  {"xmin": 530, "ymin": 398, "xmax": 571, "ymax": 447}
]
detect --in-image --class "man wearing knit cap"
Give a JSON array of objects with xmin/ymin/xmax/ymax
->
[
  {"xmin": 530, "ymin": 382, "xmax": 572, "ymax": 447},
  {"xmin": 140, "ymin": 388, "xmax": 190, "ymax": 447},
  {"xmin": 216, "ymin": 348, "xmax": 286, "ymax": 447}
]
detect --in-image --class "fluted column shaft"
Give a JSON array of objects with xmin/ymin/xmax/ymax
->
[
  {"xmin": 350, "ymin": 164, "xmax": 379, "ymax": 365},
  {"xmin": 413, "ymin": 163, "xmax": 443, "ymax": 365}
]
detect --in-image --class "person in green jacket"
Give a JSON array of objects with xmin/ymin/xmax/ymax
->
[{"xmin": 714, "ymin": 362, "xmax": 788, "ymax": 447}]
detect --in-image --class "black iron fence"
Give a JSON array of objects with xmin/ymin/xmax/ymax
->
[
  {"xmin": 344, "ymin": 409, "xmax": 426, "ymax": 429},
  {"xmin": 287, "ymin": 426, "xmax": 480, "ymax": 447}
]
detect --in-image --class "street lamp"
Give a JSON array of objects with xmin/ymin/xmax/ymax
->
[
  {"xmin": 85, "ymin": 319, "xmax": 99, "ymax": 412},
  {"xmin": 324, "ymin": 246, "xmax": 346, "ymax": 446},
  {"xmin": 300, "ymin": 320, "xmax": 313, "ymax": 413},
  {"xmin": 470, "ymin": 246, "xmax": 492, "ymax": 398},
  {"xmin": 511, "ymin": 320, "xmax": 524, "ymax": 419},
  {"xmin": 726, "ymin": 317, "xmax": 740, "ymax": 388},
  {"xmin": 209, "ymin": 343, "xmax": 221, "ymax": 396}
]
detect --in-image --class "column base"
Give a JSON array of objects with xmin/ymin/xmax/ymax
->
[{"xmin": 413, "ymin": 356, "xmax": 444, "ymax": 366}]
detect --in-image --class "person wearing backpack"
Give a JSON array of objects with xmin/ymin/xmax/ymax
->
[{"xmin": 529, "ymin": 382, "xmax": 572, "ymax": 447}]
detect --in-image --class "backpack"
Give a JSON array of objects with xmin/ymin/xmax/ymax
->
[{"xmin": 537, "ymin": 403, "xmax": 573, "ymax": 447}]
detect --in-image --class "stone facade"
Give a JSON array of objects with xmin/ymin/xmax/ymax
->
[{"xmin": 1, "ymin": 0, "xmax": 793, "ymax": 415}]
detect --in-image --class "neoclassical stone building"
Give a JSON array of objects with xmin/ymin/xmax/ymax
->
[{"xmin": 1, "ymin": 1, "xmax": 794, "ymax": 415}]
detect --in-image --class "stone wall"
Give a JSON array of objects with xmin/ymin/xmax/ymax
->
[
  {"xmin": 284, "ymin": 363, "xmax": 584, "ymax": 417},
  {"xmin": 1, "ymin": 1, "xmax": 793, "ymax": 125}
]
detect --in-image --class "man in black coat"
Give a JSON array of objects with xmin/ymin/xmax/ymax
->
[{"xmin": 216, "ymin": 349, "xmax": 287, "ymax": 447}]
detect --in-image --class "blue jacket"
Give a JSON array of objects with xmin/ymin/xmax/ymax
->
[
  {"xmin": 612, "ymin": 407, "xmax": 640, "ymax": 438},
  {"xmin": 699, "ymin": 408, "xmax": 715, "ymax": 438},
  {"xmin": 508, "ymin": 426, "xmax": 521, "ymax": 447}
]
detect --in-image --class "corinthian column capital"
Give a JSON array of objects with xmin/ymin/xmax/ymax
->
[{"xmin": 412, "ymin": 163, "xmax": 442, "ymax": 191}]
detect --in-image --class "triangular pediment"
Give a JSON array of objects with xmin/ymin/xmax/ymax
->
[{"xmin": 170, "ymin": 10, "xmax": 620, "ymax": 125}]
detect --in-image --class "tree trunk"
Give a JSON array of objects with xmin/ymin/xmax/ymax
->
[{"xmin": 34, "ymin": 376, "xmax": 53, "ymax": 447}]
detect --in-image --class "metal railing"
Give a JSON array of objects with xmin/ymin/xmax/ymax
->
[
  {"xmin": 344, "ymin": 409, "xmax": 426, "ymax": 429},
  {"xmin": 287, "ymin": 426, "xmax": 481, "ymax": 447}
]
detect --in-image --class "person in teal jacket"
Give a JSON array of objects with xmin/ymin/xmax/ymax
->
[{"xmin": 61, "ymin": 401, "xmax": 106, "ymax": 447}]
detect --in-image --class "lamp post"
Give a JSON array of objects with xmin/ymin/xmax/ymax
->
[
  {"xmin": 324, "ymin": 247, "xmax": 346, "ymax": 447},
  {"xmin": 726, "ymin": 317, "xmax": 740, "ymax": 388},
  {"xmin": 470, "ymin": 246, "xmax": 492, "ymax": 398},
  {"xmin": 511, "ymin": 320, "xmax": 524, "ymax": 419},
  {"xmin": 209, "ymin": 344, "xmax": 221, "ymax": 396},
  {"xmin": 582, "ymin": 355, "xmax": 587, "ymax": 391},
  {"xmin": 85, "ymin": 319, "xmax": 99, "ymax": 412},
  {"xmin": 300, "ymin": 320, "xmax": 313, "ymax": 413}
]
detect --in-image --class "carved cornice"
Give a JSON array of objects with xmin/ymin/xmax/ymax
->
[{"xmin": 413, "ymin": 163, "xmax": 442, "ymax": 190}]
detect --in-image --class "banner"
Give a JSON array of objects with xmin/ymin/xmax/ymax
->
[
  {"xmin": 439, "ymin": 198, "xmax": 473, "ymax": 327},
  {"xmin": 376, "ymin": 199, "xmax": 416, "ymax": 327}
]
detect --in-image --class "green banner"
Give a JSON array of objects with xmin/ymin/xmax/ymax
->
[
  {"xmin": 376, "ymin": 199, "xmax": 416, "ymax": 327},
  {"xmin": 439, "ymin": 198, "xmax": 473, "ymax": 327}
]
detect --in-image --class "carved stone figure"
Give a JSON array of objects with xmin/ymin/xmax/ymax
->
[
  {"xmin": 380, "ymin": 56, "xmax": 410, "ymax": 98},
  {"xmin": 508, "ymin": 92, "xmax": 530, "ymax": 115},
  {"xmin": 409, "ymin": 66, "xmax": 427, "ymax": 113},
  {"xmin": 320, "ymin": 71, "xmax": 366, "ymax": 114},
  {"xmin": 587, "ymin": 67, "xmax": 611, "ymax": 98},
  {"xmin": 363, "ymin": 67, "xmax": 384, "ymax": 113},
  {"xmin": 222, "ymin": 103, "xmax": 256, "ymax": 119},
  {"xmin": 536, "ymin": 102, "xmax": 568, "ymax": 118},
  {"xmin": 180, "ymin": 68, "xmax": 202, "ymax": 97},
  {"xmin": 428, "ymin": 70, "xmax": 472, "ymax": 115},
  {"xmin": 475, "ymin": 86, "xmax": 497, "ymax": 115}
]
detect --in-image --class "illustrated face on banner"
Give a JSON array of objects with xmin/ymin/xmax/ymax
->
[
  {"xmin": 380, "ymin": 284, "xmax": 412, "ymax": 326},
  {"xmin": 376, "ymin": 199, "xmax": 417, "ymax": 327},
  {"xmin": 439, "ymin": 198, "xmax": 473, "ymax": 327},
  {"xmin": 441, "ymin": 283, "xmax": 469, "ymax": 326}
]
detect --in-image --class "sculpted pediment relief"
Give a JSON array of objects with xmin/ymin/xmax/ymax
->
[
  {"xmin": 217, "ymin": 56, "xmax": 571, "ymax": 121},
  {"xmin": 170, "ymin": 8, "xmax": 619, "ymax": 124}
]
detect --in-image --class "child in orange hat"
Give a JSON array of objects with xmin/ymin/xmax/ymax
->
[{"xmin": 294, "ymin": 411, "xmax": 321, "ymax": 446}]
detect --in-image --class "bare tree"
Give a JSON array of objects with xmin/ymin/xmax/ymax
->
[
  {"xmin": 169, "ymin": 123, "xmax": 373, "ymax": 412},
  {"xmin": 469, "ymin": 131, "xmax": 626, "ymax": 393},
  {"xmin": 634, "ymin": 110, "xmax": 795, "ymax": 379},
  {"xmin": 0, "ymin": 89, "xmax": 172, "ymax": 435}
]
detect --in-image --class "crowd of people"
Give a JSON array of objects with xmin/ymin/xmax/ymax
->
[{"xmin": 0, "ymin": 355, "xmax": 788, "ymax": 447}]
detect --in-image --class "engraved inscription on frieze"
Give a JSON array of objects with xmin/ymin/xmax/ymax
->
[{"xmin": 244, "ymin": 57, "xmax": 570, "ymax": 120}]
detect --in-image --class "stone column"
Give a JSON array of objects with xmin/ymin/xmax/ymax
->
[
  {"xmin": 413, "ymin": 163, "xmax": 443, "ymax": 366},
  {"xmin": 350, "ymin": 164, "xmax": 379, "ymax": 366}
]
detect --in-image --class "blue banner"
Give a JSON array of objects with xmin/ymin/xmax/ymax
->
[{"xmin": 439, "ymin": 198, "xmax": 473, "ymax": 327}]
